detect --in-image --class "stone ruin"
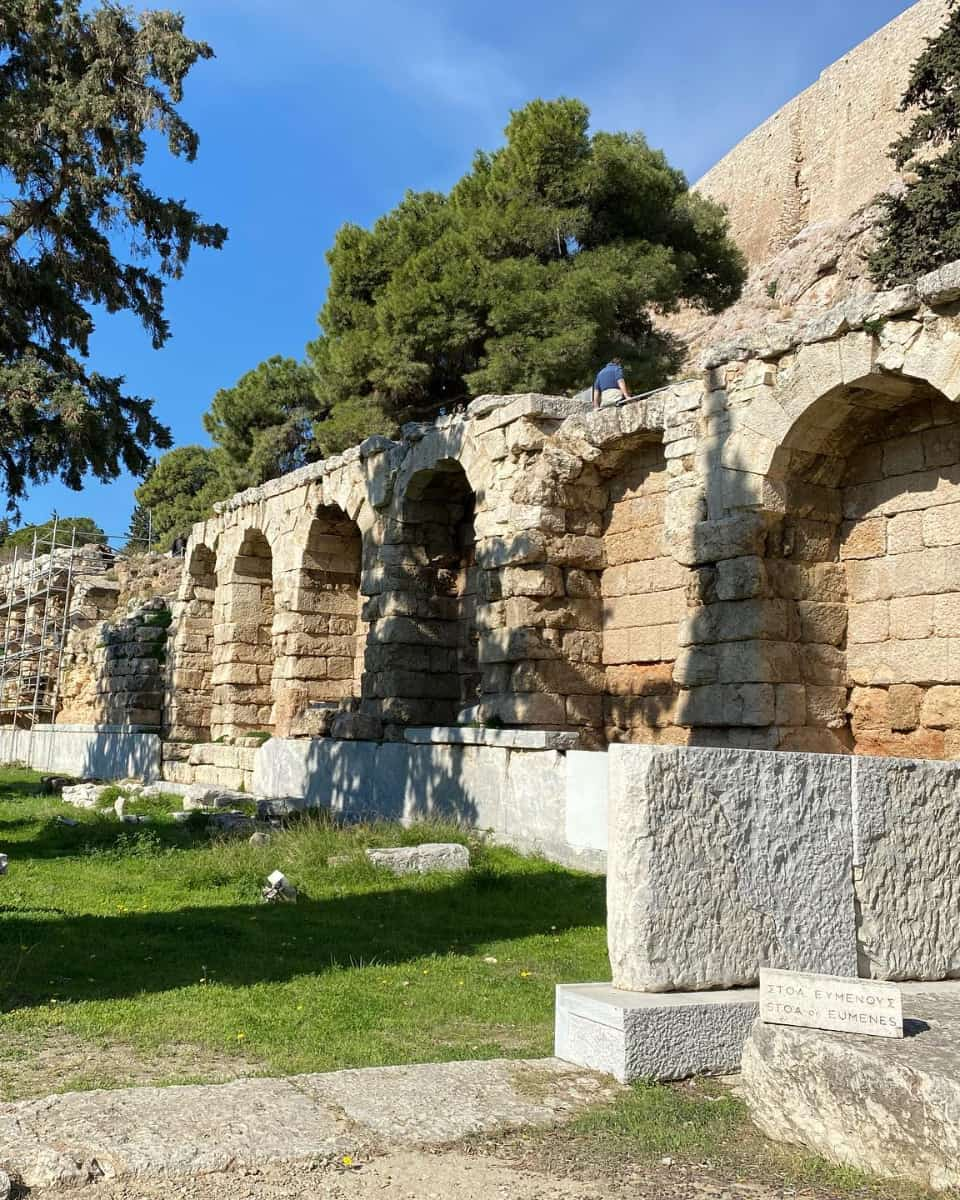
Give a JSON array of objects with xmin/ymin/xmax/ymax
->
[{"xmin": 157, "ymin": 262, "xmax": 960, "ymax": 763}]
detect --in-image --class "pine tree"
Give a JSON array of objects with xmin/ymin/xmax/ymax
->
[
  {"xmin": 870, "ymin": 2, "xmax": 960, "ymax": 286},
  {"xmin": 309, "ymin": 98, "xmax": 745, "ymax": 429}
]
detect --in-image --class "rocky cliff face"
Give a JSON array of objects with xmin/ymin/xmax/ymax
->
[{"xmin": 669, "ymin": 204, "xmax": 880, "ymax": 368}]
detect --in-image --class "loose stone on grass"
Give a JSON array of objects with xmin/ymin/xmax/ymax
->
[{"xmin": 366, "ymin": 843, "xmax": 470, "ymax": 875}]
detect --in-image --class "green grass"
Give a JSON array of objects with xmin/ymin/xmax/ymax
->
[
  {"xmin": 0, "ymin": 768, "xmax": 607, "ymax": 1095},
  {"xmin": 553, "ymin": 1078, "xmax": 937, "ymax": 1199}
]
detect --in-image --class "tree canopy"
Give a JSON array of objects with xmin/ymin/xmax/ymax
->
[
  {"xmin": 309, "ymin": 98, "xmax": 745, "ymax": 427},
  {"xmin": 870, "ymin": 0, "xmax": 960, "ymax": 285},
  {"xmin": 203, "ymin": 357, "xmax": 323, "ymax": 492},
  {"xmin": 2, "ymin": 515, "xmax": 105, "ymax": 549},
  {"xmin": 132, "ymin": 445, "xmax": 230, "ymax": 550},
  {"xmin": 0, "ymin": 0, "xmax": 226, "ymax": 509}
]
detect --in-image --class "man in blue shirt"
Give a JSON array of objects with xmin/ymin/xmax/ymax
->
[{"xmin": 593, "ymin": 357, "xmax": 630, "ymax": 409}]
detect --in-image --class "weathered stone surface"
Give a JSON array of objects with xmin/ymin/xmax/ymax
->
[
  {"xmin": 555, "ymin": 983, "xmax": 758, "ymax": 1083},
  {"xmin": 0, "ymin": 1058, "xmax": 616, "ymax": 1190},
  {"xmin": 852, "ymin": 755, "xmax": 960, "ymax": 980},
  {"xmin": 0, "ymin": 726, "xmax": 160, "ymax": 783},
  {"xmin": 607, "ymin": 745, "xmax": 857, "ymax": 991},
  {"xmin": 742, "ymin": 983, "xmax": 960, "ymax": 1192},
  {"xmin": 253, "ymin": 738, "xmax": 606, "ymax": 871},
  {"xmin": 365, "ymin": 843, "xmax": 470, "ymax": 874},
  {"xmin": 60, "ymin": 782, "xmax": 108, "ymax": 809}
]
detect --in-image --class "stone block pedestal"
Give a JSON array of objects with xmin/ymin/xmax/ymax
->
[{"xmin": 555, "ymin": 982, "xmax": 759, "ymax": 1082}]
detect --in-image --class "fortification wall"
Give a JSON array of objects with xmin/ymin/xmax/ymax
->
[{"xmin": 696, "ymin": 0, "xmax": 949, "ymax": 269}]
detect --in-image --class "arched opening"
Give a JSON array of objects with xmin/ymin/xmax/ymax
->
[
  {"xmin": 272, "ymin": 504, "xmax": 364, "ymax": 735},
  {"xmin": 767, "ymin": 373, "xmax": 960, "ymax": 757},
  {"xmin": 212, "ymin": 529, "xmax": 276, "ymax": 739},
  {"xmin": 600, "ymin": 437, "xmax": 689, "ymax": 744},
  {"xmin": 365, "ymin": 460, "xmax": 479, "ymax": 727},
  {"xmin": 167, "ymin": 543, "xmax": 216, "ymax": 742}
]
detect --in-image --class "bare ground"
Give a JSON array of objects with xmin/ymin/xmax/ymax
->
[{"xmin": 0, "ymin": 1030, "xmax": 260, "ymax": 1101}]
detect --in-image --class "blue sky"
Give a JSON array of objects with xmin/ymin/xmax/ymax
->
[{"xmin": 19, "ymin": 0, "xmax": 916, "ymax": 536}]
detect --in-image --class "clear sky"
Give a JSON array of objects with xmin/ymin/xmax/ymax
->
[{"xmin": 18, "ymin": 0, "xmax": 918, "ymax": 537}]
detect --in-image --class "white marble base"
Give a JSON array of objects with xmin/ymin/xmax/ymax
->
[{"xmin": 555, "ymin": 982, "xmax": 759, "ymax": 1082}]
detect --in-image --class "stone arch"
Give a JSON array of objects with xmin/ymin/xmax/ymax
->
[
  {"xmin": 212, "ymin": 527, "xmax": 277, "ymax": 739},
  {"xmin": 167, "ymin": 542, "xmax": 217, "ymax": 742},
  {"xmin": 363, "ymin": 458, "xmax": 480, "ymax": 727},
  {"xmin": 271, "ymin": 503, "xmax": 365, "ymax": 736},
  {"xmin": 707, "ymin": 352, "xmax": 960, "ymax": 758}
]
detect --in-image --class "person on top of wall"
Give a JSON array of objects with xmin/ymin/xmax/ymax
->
[{"xmin": 592, "ymin": 356, "xmax": 631, "ymax": 409}]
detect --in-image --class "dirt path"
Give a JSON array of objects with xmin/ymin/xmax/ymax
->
[{"xmin": 51, "ymin": 1147, "xmax": 804, "ymax": 1200}]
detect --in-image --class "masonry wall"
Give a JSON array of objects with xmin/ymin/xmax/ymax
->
[
  {"xmin": 842, "ymin": 396, "xmax": 960, "ymax": 758},
  {"xmin": 695, "ymin": 0, "xmax": 948, "ymax": 268},
  {"xmin": 601, "ymin": 443, "xmax": 688, "ymax": 744}
]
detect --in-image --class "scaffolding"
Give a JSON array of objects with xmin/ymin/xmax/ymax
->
[{"xmin": 0, "ymin": 514, "xmax": 154, "ymax": 728}]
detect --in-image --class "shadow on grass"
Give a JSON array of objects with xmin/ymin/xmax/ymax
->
[
  {"xmin": 0, "ymin": 868, "xmax": 605, "ymax": 1011},
  {"xmin": 1, "ymin": 812, "xmax": 210, "ymax": 862}
]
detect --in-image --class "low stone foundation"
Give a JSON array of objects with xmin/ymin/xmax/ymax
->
[
  {"xmin": 0, "ymin": 724, "xmax": 161, "ymax": 781},
  {"xmin": 252, "ymin": 732, "xmax": 608, "ymax": 871},
  {"xmin": 161, "ymin": 740, "xmax": 258, "ymax": 791}
]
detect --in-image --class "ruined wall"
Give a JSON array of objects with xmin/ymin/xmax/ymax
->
[
  {"xmin": 158, "ymin": 261, "xmax": 960, "ymax": 763},
  {"xmin": 59, "ymin": 553, "xmax": 181, "ymax": 728},
  {"xmin": 696, "ymin": 0, "xmax": 948, "ymax": 269}
]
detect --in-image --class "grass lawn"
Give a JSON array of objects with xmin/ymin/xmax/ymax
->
[{"xmin": 0, "ymin": 767, "xmax": 608, "ymax": 1099}]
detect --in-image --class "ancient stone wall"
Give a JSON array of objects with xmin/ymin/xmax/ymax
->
[
  {"xmin": 696, "ymin": 0, "xmax": 949, "ymax": 269},
  {"xmin": 158, "ymin": 262, "xmax": 960, "ymax": 764}
]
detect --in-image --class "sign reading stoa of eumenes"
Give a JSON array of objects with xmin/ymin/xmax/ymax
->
[{"xmin": 759, "ymin": 968, "xmax": 904, "ymax": 1040}]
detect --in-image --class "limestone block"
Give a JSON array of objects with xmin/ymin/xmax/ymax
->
[
  {"xmin": 775, "ymin": 683, "xmax": 807, "ymax": 727},
  {"xmin": 839, "ymin": 517, "xmax": 885, "ymax": 560},
  {"xmin": 499, "ymin": 565, "xmax": 564, "ymax": 598},
  {"xmin": 510, "ymin": 660, "xmax": 606, "ymax": 696},
  {"xmin": 366, "ymin": 843, "xmax": 470, "ymax": 875},
  {"xmin": 766, "ymin": 561, "xmax": 846, "ymax": 603},
  {"xmin": 796, "ymin": 602, "xmax": 847, "ymax": 647},
  {"xmin": 847, "ymin": 600, "xmax": 888, "ymax": 645},
  {"xmin": 607, "ymin": 744, "xmax": 856, "ymax": 991},
  {"xmin": 888, "ymin": 684, "xmax": 922, "ymax": 732},
  {"xmin": 670, "ymin": 515, "xmax": 768, "ymax": 567},
  {"xmin": 716, "ymin": 640, "xmax": 799, "ymax": 685},
  {"xmin": 741, "ymin": 986, "xmax": 960, "ymax": 1191},
  {"xmin": 934, "ymin": 593, "xmax": 960, "ymax": 637},
  {"xmin": 715, "ymin": 556, "xmax": 768, "ymax": 601},
  {"xmin": 848, "ymin": 637, "xmax": 957, "ymax": 687},
  {"xmin": 805, "ymin": 685, "xmax": 848, "ymax": 728},
  {"xmin": 853, "ymin": 756, "xmax": 960, "ymax": 980},
  {"xmin": 920, "ymin": 685, "xmax": 960, "ymax": 730},
  {"xmin": 494, "ymin": 692, "xmax": 566, "ymax": 726},
  {"xmin": 556, "ymin": 983, "xmax": 759, "ymax": 1083},
  {"xmin": 564, "ymin": 751, "xmax": 608, "ymax": 853}
]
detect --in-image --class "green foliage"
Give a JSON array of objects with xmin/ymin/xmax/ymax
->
[
  {"xmin": 0, "ymin": 771, "xmax": 607, "ymax": 1097},
  {"xmin": 132, "ymin": 445, "xmax": 232, "ymax": 550},
  {"xmin": 870, "ymin": 1, "xmax": 960, "ymax": 285},
  {"xmin": 203, "ymin": 356, "xmax": 323, "ymax": 490},
  {"xmin": 126, "ymin": 504, "xmax": 153, "ymax": 551},
  {"xmin": 0, "ymin": 1, "xmax": 227, "ymax": 510},
  {"xmin": 2, "ymin": 515, "xmax": 105, "ymax": 549},
  {"xmin": 310, "ymin": 98, "xmax": 744, "ymax": 429}
]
